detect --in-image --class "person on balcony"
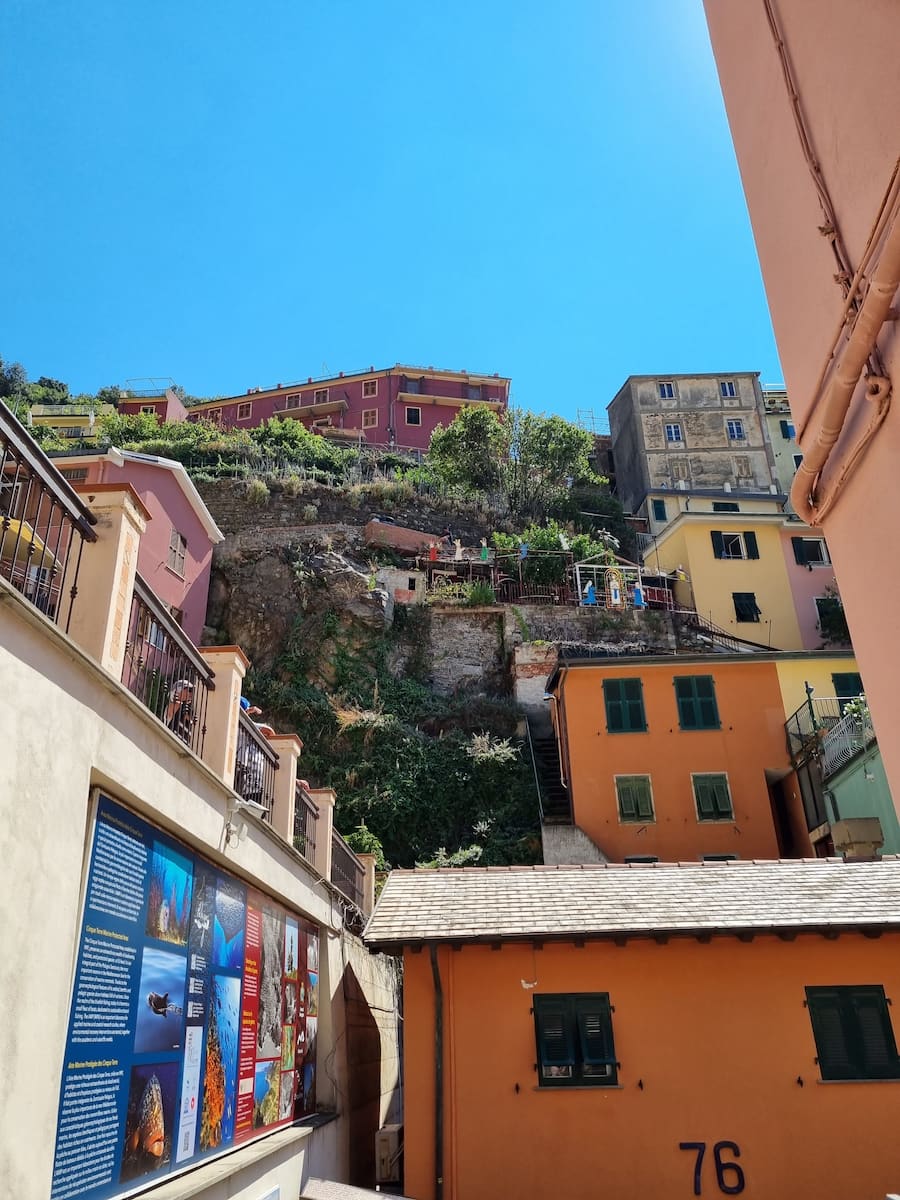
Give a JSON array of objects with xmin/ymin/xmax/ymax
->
[{"xmin": 165, "ymin": 680, "xmax": 195, "ymax": 743}]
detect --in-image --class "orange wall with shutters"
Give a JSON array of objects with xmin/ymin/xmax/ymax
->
[{"xmin": 402, "ymin": 933, "xmax": 900, "ymax": 1200}]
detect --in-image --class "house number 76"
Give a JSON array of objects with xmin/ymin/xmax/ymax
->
[{"xmin": 679, "ymin": 1141, "xmax": 745, "ymax": 1195}]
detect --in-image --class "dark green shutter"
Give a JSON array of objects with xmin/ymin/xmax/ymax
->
[
  {"xmin": 617, "ymin": 777, "xmax": 653, "ymax": 820},
  {"xmin": 575, "ymin": 996, "xmax": 616, "ymax": 1075},
  {"xmin": 617, "ymin": 778, "xmax": 637, "ymax": 819},
  {"xmin": 695, "ymin": 777, "xmax": 716, "ymax": 818},
  {"xmin": 675, "ymin": 676, "xmax": 719, "ymax": 730},
  {"xmin": 711, "ymin": 775, "xmax": 732, "ymax": 817},
  {"xmin": 792, "ymin": 537, "xmax": 807, "ymax": 564},
  {"xmin": 851, "ymin": 989, "xmax": 899, "ymax": 1078},
  {"xmin": 832, "ymin": 673, "xmax": 863, "ymax": 702},
  {"xmin": 695, "ymin": 675, "xmax": 719, "ymax": 728},
  {"xmin": 807, "ymin": 989, "xmax": 854, "ymax": 1080},
  {"xmin": 623, "ymin": 679, "xmax": 646, "ymax": 731},
  {"xmin": 744, "ymin": 531, "xmax": 759, "ymax": 559},
  {"xmin": 711, "ymin": 530, "xmax": 725, "ymax": 559},
  {"xmin": 695, "ymin": 774, "xmax": 731, "ymax": 819},
  {"xmin": 604, "ymin": 679, "xmax": 646, "ymax": 733},
  {"xmin": 603, "ymin": 680, "xmax": 625, "ymax": 732},
  {"xmin": 534, "ymin": 999, "xmax": 575, "ymax": 1068},
  {"xmin": 675, "ymin": 676, "xmax": 697, "ymax": 728}
]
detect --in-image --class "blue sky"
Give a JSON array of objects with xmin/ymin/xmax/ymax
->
[{"xmin": 0, "ymin": 0, "xmax": 782, "ymax": 420}]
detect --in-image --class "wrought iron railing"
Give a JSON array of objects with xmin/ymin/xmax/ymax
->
[
  {"xmin": 785, "ymin": 696, "xmax": 848, "ymax": 762},
  {"xmin": 234, "ymin": 710, "xmax": 278, "ymax": 819},
  {"xmin": 821, "ymin": 711, "xmax": 877, "ymax": 778},
  {"xmin": 331, "ymin": 829, "xmax": 365, "ymax": 908},
  {"xmin": 121, "ymin": 574, "xmax": 214, "ymax": 756},
  {"xmin": 293, "ymin": 784, "xmax": 318, "ymax": 863},
  {"xmin": 0, "ymin": 402, "xmax": 97, "ymax": 629}
]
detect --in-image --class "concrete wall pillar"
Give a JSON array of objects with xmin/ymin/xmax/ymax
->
[
  {"xmin": 357, "ymin": 852, "xmax": 377, "ymax": 916},
  {"xmin": 197, "ymin": 646, "xmax": 249, "ymax": 785},
  {"xmin": 66, "ymin": 484, "xmax": 149, "ymax": 676},
  {"xmin": 268, "ymin": 734, "xmax": 303, "ymax": 844},
  {"xmin": 308, "ymin": 787, "xmax": 336, "ymax": 881}
]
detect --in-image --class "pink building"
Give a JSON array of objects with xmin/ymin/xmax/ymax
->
[
  {"xmin": 703, "ymin": 1, "xmax": 900, "ymax": 795},
  {"xmin": 117, "ymin": 386, "xmax": 188, "ymax": 424},
  {"xmin": 780, "ymin": 525, "xmax": 843, "ymax": 651},
  {"xmin": 183, "ymin": 364, "xmax": 510, "ymax": 453},
  {"xmin": 50, "ymin": 448, "xmax": 223, "ymax": 642}
]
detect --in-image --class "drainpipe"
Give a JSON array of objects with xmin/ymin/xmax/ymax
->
[
  {"xmin": 429, "ymin": 944, "xmax": 444, "ymax": 1200},
  {"xmin": 791, "ymin": 209, "xmax": 900, "ymax": 524}
]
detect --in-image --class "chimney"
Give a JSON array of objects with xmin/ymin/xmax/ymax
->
[{"xmin": 832, "ymin": 817, "xmax": 884, "ymax": 861}]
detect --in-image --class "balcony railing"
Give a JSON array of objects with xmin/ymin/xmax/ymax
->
[
  {"xmin": 0, "ymin": 402, "xmax": 97, "ymax": 629},
  {"xmin": 821, "ymin": 710, "xmax": 877, "ymax": 779},
  {"xmin": 234, "ymin": 710, "xmax": 278, "ymax": 819},
  {"xmin": 331, "ymin": 829, "xmax": 365, "ymax": 908},
  {"xmin": 293, "ymin": 784, "xmax": 319, "ymax": 863},
  {"xmin": 784, "ymin": 696, "xmax": 863, "ymax": 764},
  {"xmin": 122, "ymin": 574, "xmax": 214, "ymax": 756}
]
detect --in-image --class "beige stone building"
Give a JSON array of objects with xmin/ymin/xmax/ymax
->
[
  {"xmin": 608, "ymin": 372, "xmax": 781, "ymax": 522},
  {"xmin": 762, "ymin": 385, "xmax": 803, "ymax": 503}
]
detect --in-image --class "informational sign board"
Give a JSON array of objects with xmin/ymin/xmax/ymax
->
[{"xmin": 50, "ymin": 793, "xmax": 319, "ymax": 1200}]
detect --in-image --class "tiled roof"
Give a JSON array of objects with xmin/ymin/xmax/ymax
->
[{"xmin": 363, "ymin": 859, "xmax": 900, "ymax": 947}]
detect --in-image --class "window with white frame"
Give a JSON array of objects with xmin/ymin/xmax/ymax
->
[
  {"xmin": 140, "ymin": 405, "xmax": 156, "ymax": 416},
  {"xmin": 726, "ymin": 418, "xmax": 745, "ymax": 441},
  {"xmin": 363, "ymin": 379, "xmax": 378, "ymax": 398},
  {"xmin": 362, "ymin": 409, "xmax": 378, "ymax": 429},
  {"xmin": 615, "ymin": 776, "xmax": 655, "ymax": 823},
  {"xmin": 168, "ymin": 528, "xmax": 187, "ymax": 576},
  {"xmin": 312, "ymin": 417, "xmax": 331, "ymax": 428},
  {"xmin": 793, "ymin": 453, "xmax": 804, "ymax": 469},
  {"xmin": 664, "ymin": 422, "xmax": 683, "ymax": 444},
  {"xmin": 405, "ymin": 407, "xmax": 422, "ymax": 426},
  {"xmin": 237, "ymin": 402, "xmax": 252, "ymax": 420},
  {"xmin": 692, "ymin": 773, "xmax": 734, "ymax": 821},
  {"xmin": 284, "ymin": 392, "xmax": 301, "ymax": 408},
  {"xmin": 710, "ymin": 530, "xmax": 759, "ymax": 560},
  {"xmin": 791, "ymin": 537, "xmax": 830, "ymax": 566},
  {"xmin": 720, "ymin": 380, "xmax": 737, "ymax": 398},
  {"xmin": 313, "ymin": 388, "xmax": 329, "ymax": 404},
  {"xmin": 658, "ymin": 381, "xmax": 675, "ymax": 400}
]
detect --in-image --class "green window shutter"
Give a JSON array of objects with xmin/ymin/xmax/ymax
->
[
  {"xmin": 832, "ymin": 673, "xmax": 863, "ymax": 702},
  {"xmin": 806, "ymin": 988, "xmax": 856, "ymax": 1080},
  {"xmin": 850, "ymin": 988, "xmax": 900, "ymax": 1079},
  {"xmin": 711, "ymin": 530, "xmax": 725, "ymax": 559},
  {"xmin": 623, "ymin": 678, "xmax": 646, "ymax": 731},
  {"xmin": 675, "ymin": 676, "xmax": 719, "ymax": 730},
  {"xmin": 695, "ymin": 675, "xmax": 720, "ymax": 728},
  {"xmin": 792, "ymin": 536, "xmax": 807, "ymax": 564},
  {"xmin": 617, "ymin": 777, "xmax": 653, "ymax": 821},
  {"xmin": 575, "ymin": 996, "xmax": 617, "ymax": 1079},
  {"xmin": 674, "ymin": 676, "xmax": 698, "ymax": 729},
  {"xmin": 695, "ymin": 775, "xmax": 731, "ymax": 819},
  {"xmin": 744, "ymin": 530, "xmax": 760, "ymax": 559},
  {"xmin": 694, "ymin": 777, "xmax": 716, "ymax": 819},
  {"xmin": 617, "ymin": 778, "xmax": 637, "ymax": 820},
  {"xmin": 534, "ymin": 998, "xmax": 575, "ymax": 1069},
  {"xmin": 711, "ymin": 775, "xmax": 733, "ymax": 817},
  {"xmin": 603, "ymin": 680, "xmax": 625, "ymax": 732},
  {"xmin": 604, "ymin": 679, "xmax": 645, "ymax": 733}
]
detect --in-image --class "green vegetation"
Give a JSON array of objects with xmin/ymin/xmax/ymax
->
[{"xmin": 492, "ymin": 519, "xmax": 617, "ymax": 585}]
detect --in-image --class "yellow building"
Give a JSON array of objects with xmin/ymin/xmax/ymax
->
[
  {"xmin": 28, "ymin": 402, "xmax": 114, "ymax": 444},
  {"xmin": 647, "ymin": 509, "xmax": 803, "ymax": 650}
]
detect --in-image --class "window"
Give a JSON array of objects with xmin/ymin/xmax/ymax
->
[
  {"xmin": 284, "ymin": 392, "xmax": 301, "ymax": 408},
  {"xmin": 711, "ymin": 530, "xmax": 759, "ymax": 560},
  {"xmin": 832, "ymin": 673, "xmax": 863, "ymax": 706},
  {"xmin": 207, "ymin": 409, "xmax": 222, "ymax": 424},
  {"xmin": 720, "ymin": 380, "xmax": 737, "ymax": 398},
  {"xmin": 806, "ymin": 986, "xmax": 900, "ymax": 1081},
  {"xmin": 652, "ymin": 498, "xmax": 667, "ymax": 522},
  {"xmin": 603, "ymin": 678, "xmax": 647, "ymax": 733},
  {"xmin": 168, "ymin": 528, "xmax": 187, "ymax": 576},
  {"xmin": 780, "ymin": 419, "xmax": 796, "ymax": 440},
  {"xmin": 732, "ymin": 592, "xmax": 761, "ymax": 622},
  {"xmin": 533, "ymin": 994, "xmax": 618, "ymax": 1088},
  {"xmin": 791, "ymin": 537, "xmax": 831, "ymax": 566},
  {"xmin": 712, "ymin": 501, "xmax": 739, "ymax": 513},
  {"xmin": 815, "ymin": 595, "xmax": 842, "ymax": 629},
  {"xmin": 313, "ymin": 388, "xmax": 329, "ymax": 404},
  {"xmin": 466, "ymin": 383, "xmax": 483, "ymax": 400},
  {"xmin": 312, "ymin": 417, "xmax": 331, "ymax": 428},
  {"xmin": 726, "ymin": 419, "xmax": 745, "ymax": 441},
  {"xmin": 140, "ymin": 405, "xmax": 156, "ymax": 416},
  {"xmin": 362, "ymin": 409, "xmax": 378, "ymax": 429},
  {"xmin": 362, "ymin": 379, "xmax": 378, "ymax": 398},
  {"xmin": 60, "ymin": 467, "xmax": 88, "ymax": 482},
  {"xmin": 692, "ymin": 773, "xmax": 734, "ymax": 821},
  {"xmin": 615, "ymin": 776, "xmax": 655, "ymax": 822},
  {"xmin": 665, "ymin": 422, "xmax": 683, "ymax": 443},
  {"xmin": 674, "ymin": 675, "xmax": 720, "ymax": 730},
  {"xmin": 405, "ymin": 407, "xmax": 422, "ymax": 426},
  {"xmin": 237, "ymin": 402, "xmax": 252, "ymax": 420},
  {"xmin": 404, "ymin": 377, "xmax": 421, "ymax": 395},
  {"xmin": 624, "ymin": 855, "xmax": 659, "ymax": 864},
  {"xmin": 658, "ymin": 381, "xmax": 675, "ymax": 400},
  {"xmin": 793, "ymin": 453, "xmax": 804, "ymax": 469},
  {"xmin": 702, "ymin": 854, "xmax": 738, "ymax": 861}
]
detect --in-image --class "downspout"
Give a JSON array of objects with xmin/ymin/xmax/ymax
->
[
  {"xmin": 791, "ymin": 194, "xmax": 900, "ymax": 524},
  {"xmin": 429, "ymin": 944, "xmax": 444, "ymax": 1200}
]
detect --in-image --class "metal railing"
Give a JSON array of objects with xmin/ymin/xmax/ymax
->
[
  {"xmin": 672, "ymin": 610, "xmax": 775, "ymax": 654},
  {"xmin": 234, "ymin": 710, "xmax": 279, "ymax": 819},
  {"xmin": 331, "ymin": 829, "xmax": 365, "ymax": 908},
  {"xmin": 293, "ymin": 784, "xmax": 319, "ymax": 863},
  {"xmin": 0, "ymin": 402, "xmax": 97, "ymax": 629},
  {"xmin": 121, "ymin": 574, "xmax": 214, "ymax": 756},
  {"xmin": 525, "ymin": 718, "xmax": 546, "ymax": 824},
  {"xmin": 785, "ymin": 696, "xmax": 854, "ymax": 762},
  {"xmin": 821, "ymin": 710, "xmax": 877, "ymax": 778}
]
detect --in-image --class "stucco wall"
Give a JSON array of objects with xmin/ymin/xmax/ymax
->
[
  {"xmin": 402, "ymin": 934, "xmax": 900, "ymax": 1200},
  {"xmin": 0, "ymin": 585, "xmax": 397, "ymax": 1200}
]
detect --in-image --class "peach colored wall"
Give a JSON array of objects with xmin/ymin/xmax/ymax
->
[
  {"xmin": 702, "ymin": 0, "xmax": 900, "ymax": 807},
  {"xmin": 403, "ymin": 934, "xmax": 900, "ymax": 1200},
  {"xmin": 78, "ymin": 460, "xmax": 212, "ymax": 642},
  {"xmin": 779, "ymin": 530, "xmax": 842, "ymax": 650},
  {"xmin": 557, "ymin": 660, "xmax": 788, "ymax": 861}
]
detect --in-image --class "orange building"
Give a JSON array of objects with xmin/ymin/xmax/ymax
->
[
  {"xmin": 365, "ymin": 861, "xmax": 900, "ymax": 1200},
  {"xmin": 544, "ymin": 652, "xmax": 860, "ymax": 863}
]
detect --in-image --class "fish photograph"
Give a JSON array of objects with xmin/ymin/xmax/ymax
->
[
  {"xmin": 213, "ymin": 876, "xmax": 246, "ymax": 970},
  {"xmin": 120, "ymin": 1062, "xmax": 178, "ymax": 1182},
  {"xmin": 134, "ymin": 946, "xmax": 187, "ymax": 1054},
  {"xmin": 145, "ymin": 841, "xmax": 194, "ymax": 946}
]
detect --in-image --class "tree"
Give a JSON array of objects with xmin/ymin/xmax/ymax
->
[
  {"xmin": 0, "ymin": 357, "xmax": 28, "ymax": 400},
  {"xmin": 492, "ymin": 519, "xmax": 617, "ymax": 584},
  {"xmin": 817, "ymin": 584, "xmax": 852, "ymax": 646},
  {"xmin": 552, "ymin": 485, "xmax": 636, "ymax": 561},
  {"xmin": 428, "ymin": 406, "xmax": 505, "ymax": 494},
  {"xmin": 504, "ymin": 410, "xmax": 599, "ymax": 520}
]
